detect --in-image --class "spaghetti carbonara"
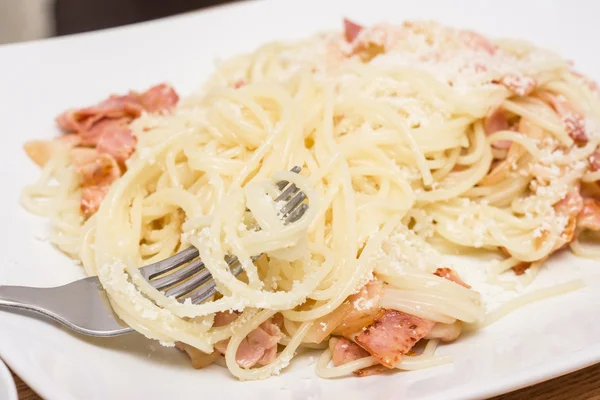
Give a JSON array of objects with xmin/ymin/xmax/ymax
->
[{"xmin": 21, "ymin": 19, "xmax": 600, "ymax": 380}]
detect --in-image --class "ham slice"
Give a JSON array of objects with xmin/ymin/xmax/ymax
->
[
  {"xmin": 493, "ymin": 74, "xmax": 537, "ymax": 97},
  {"xmin": 554, "ymin": 188, "xmax": 585, "ymax": 245},
  {"xmin": 483, "ymin": 105, "xmax": 512, "ymax": 149},
  {"xmin": 70, "ymin": 148, "xmax": 121, "ymax": 215},
  {"xmin": 355, "ymin": 310, "xmax": 435, "ymax": 368},
  {"xmin": 213, "ymin": 311, "xmax": 239, "ymax": 327},
  {"xmin": 138, "ymin": 83, "xmax": 179, "ymax": 112},
  {"xmin": 577, "ymin": 197, "xmax": 600, "ymax": 231},
  {"xmin": 47, "ymin": 83, "xmax": 179, "ymax": 216},
  {"xmin": 329, "ymin": 337, "xmax": 389, "ymax": 377},
  {"xmin": 95, "ymin": 123, "xmax": 137, "ymax": 164},
  {"xmin": 343, "ymin": 18, "xmax": 364, "ymax": 43},
  {"xmin": 175, "ymin": 342, "xmax": 219, "ymax": 369},
  {"xmin": 332, "ymin": 279, "xmax": 383, "ymax": 338},
  {"xmin": 500, "ymin": 184, "xmax": 582, "ymax": 275},
  {"xmin": 538, "ymin": 92, "xmax": 588, "ymax": 143},
  {"xmin": 500, "ymin": 247, "xmax": 533, "ymax": 275},
  {"xmin": 81, "ymin": 186, "xmax": 110, "ymax": 216},
  {"xmin": 233, "ymin": 80, "xmax": 246, "ymax": 89},
  {"xmin": 214, "ymin": 318, "xmax": 283, "ymax": 368},
  {"xmin": 56, "ymin": 95, "xmax": 143, "ymax": 134},
  {"xmin": 329, "ymin": 337, "xmax": 370, "ymax": 366},
  {"xmin": 23, "ymin": 135, "xmax": 80, "ymax": 167},
  {"xmin": 512, "ymin": 261, "xmax": 532, "ymax": 276},
  {"xmin": 57, "ymin": 84, "xmax": 177, "ymax": 148},
  {"xmin": 433, "ymin": 268, "xmax": 471, "ymax": 288},
  {"xmin": 343, "ymin": 22, "xmax": 401, "ymax": 60},
  {"xmin": 71, "ymin": 148, "xmax": 120, "ymax": 186},
  {"xmin": 78, "ymin": 117, "xmax": 129, "ymax": 147},
  {"xmin": 589, "ymin": 151, "xmax": 600, "ymax": 172},
  {"xmin": 353, "ymin": 364, "xmax": 388, "ymax": 377},
  {"xmin": 56, "ymin": 83, "xmax": 177, "ymax": 136}
]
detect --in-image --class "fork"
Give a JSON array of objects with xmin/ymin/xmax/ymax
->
[{"xmin": 0, "ymin": 167, "xmax": 308, "ymax": 337}]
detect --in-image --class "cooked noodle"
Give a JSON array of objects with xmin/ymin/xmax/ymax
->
[{"xmin": 21, "ymin": 20, "xmax": 599, "ymax": 380}]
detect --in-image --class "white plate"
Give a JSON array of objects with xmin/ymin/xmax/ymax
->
[
  {"xmin": 0, "ymin": 359, "xmax": 18, "ymax": 400},
  {"xmin": 0, "ymin": 0, "xmax": 599, "ymax": 399}
]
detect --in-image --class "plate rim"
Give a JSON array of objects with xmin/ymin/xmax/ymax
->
[{"xmin": 0, "ymin": 1, "xmax": 599, "ymax": 399}]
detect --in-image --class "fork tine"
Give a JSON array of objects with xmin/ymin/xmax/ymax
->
[
  {"xmin": 186, "ymin": 203, "xmax": 308, "ymax": 304},
  {"xmin": 188, "ymin": 262, "xmax": 244, "ymax": 304},
  {"xmin": 139, "ymin": 247, "xmax": 199, "ymax": 280},
  {"xmin": 280, "ymin": 191, "xmax": 307, "ymax": 216},
  {"xmin": 150, "ymin": 258, "xmax": 205, "ymax": 291},
  {"xmin": 274, "ymin": 183, "xmax": 299, "ymax": 202},
  {"xmin": 164, "ymin": 256, "xmax": 235, "ymax": 298},
  {"xmin": 276, "ymin": 165, "xmax": 302, "ymax": 190},
  {"xmin": 285, "ymin": 203, "xmax": 308, "ymax": 224},
  {"xmin": 144, "ymin": 166, "xmax": 307, "ymax": 302}
]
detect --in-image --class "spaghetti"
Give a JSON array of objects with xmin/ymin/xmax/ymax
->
[{"xmin": 21, "ymin": 19, "xmax": 600, "ymax": 380}]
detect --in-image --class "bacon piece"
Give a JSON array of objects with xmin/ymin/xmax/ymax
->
[
  {"xmin": 78, "ymin": 117, "xmax": 128, "ymax": 147},
  {"xmin": 214, "ymin": 318, "xmax": 283, "ymax": 368},
  {"xmin": 343, "ymin": 18, "xmax": 364, "ymax": 43},
  {"xmin": 56, "ymin": 95, "xmax": 143, "ymax": 134},
  {"xmin": 353, "ymin": 364, "xmax": 388, "ymax": 377},
  {"xmin": 433, "ymin": 268, "xmax": 471, "ymax": 288},
  {"xmin": 480, "ymin": 142, "xmax": 524, "ymax": 186},
  {"xmin": 483, "ymin": 106, "xmax": 512, "ymax": 149},
  {"xmin": 137, "ymin": 83, "xmax": 179, "ymax": 113},
  {"xmin": 213, "ymin": 311, "xmax": 239, "ymax": 327},
  {"xmin": 588, "ymin": 151, "xmax": 600, "ymax": 172},
  {"xmin": 506, "ymin": 188, "xmax": 588, "ymax": 274},
  {"xmin": 175, "ymin": 342, "xmax": 219, "ymax": 369},
  {"xmin": 71, "ymin": 148, "xmax": 121, "ymax": 215},
  {"xmin": 355, "ymin": 310, "xmax": 435, "ymax": 368},
  {"xmin": 499, "ymin": 246, "xmax": 511, "ymax": 257},
  {"xmin": 233, "ymin": 80, "xmax": 246, "ymax": 89},
  {"xmin": 57, "ymin": 83, "xmax": 178, "ymax": 148},
  {"xmin": 501, "ymin": 248, "xmax": 531, "ymax": 275},
  {"xmin": 304, "ymin": 301, "xmax": 353, "ymax": 344},
  {"xmin": 482, "ymin": 117, "xmax": 544, "ymax": 186},
  {"xmin": 554, "ymin": 188, "xmax": 585, "ymax": 245},
  {"xmin": 577, "ymin": 197, "xmax": 600, "ymax": 231},
  {"xmin": 538, "ymin": 92, "xmax": 588, "ymax": 143},
  {"xmin": 564, "ymin": 115, "xmax": 587, "ymax": 143},
  {"xmin": 502, "ymin": 244, "xmax": 547, "ymax": 275},
  {"xmin": 50, "ymin": 83, "xmax": 179, "ymax": 216},
  {"xmin": 512, "ymin": 261, "xmax": 531, "ymax": 276},
  {"xmin": 96, "ymin": 124, "xmax": 137, "ymax": 164},
  {"xmin": 484, "ymin": 105, "xmax": 510, "ymax": 134},
  {"xmin": 329, "ymin": 337, "xmax": 370, "ymax": 366},
  {"xmin": 345, "ymin": 24, "xmax": 401, "ymax": 60},
  {"xmin": 71, "ymin": 148, "xmax": 120, "ymax": 186},
  {"xmin": 332, "ymin": 279, "xmax": 383, "ymax": 338},
  {"xmin": 81, "ymin": 185, "xmax": 110, "ymax": 216},
  {"xmin": 23, "ymin": 135, "xmax": 80, "ymax": 167},
  {"xmin": 493, "ymin": 75, "xmax": 537, "ymax": 97}
]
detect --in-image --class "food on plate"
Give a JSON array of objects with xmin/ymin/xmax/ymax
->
[{"xmin": 21, "ymin": 19, "xmax": 599, "ymax": 380}]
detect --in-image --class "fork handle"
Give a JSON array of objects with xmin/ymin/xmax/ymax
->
[
  {"xmin": 0, "ymin": 278, "xmax": 133, "ymax": 336},
  {"xmin": 0, "ymin": 285, "xmax": 62, "ymax": 313}
]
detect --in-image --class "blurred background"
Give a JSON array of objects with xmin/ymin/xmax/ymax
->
[{"xmin": 0, "ymin": 0, "xmax": 241, "ymax": 45}]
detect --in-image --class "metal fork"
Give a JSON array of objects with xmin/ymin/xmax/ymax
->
[{"xmin": 0, "ymin": 167, "xmax": 308, "ymax": 337}]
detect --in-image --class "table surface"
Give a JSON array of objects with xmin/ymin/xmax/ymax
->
[{"xmin": 11, "ymin": 363, "xmax": 600, "ymax": 399}]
